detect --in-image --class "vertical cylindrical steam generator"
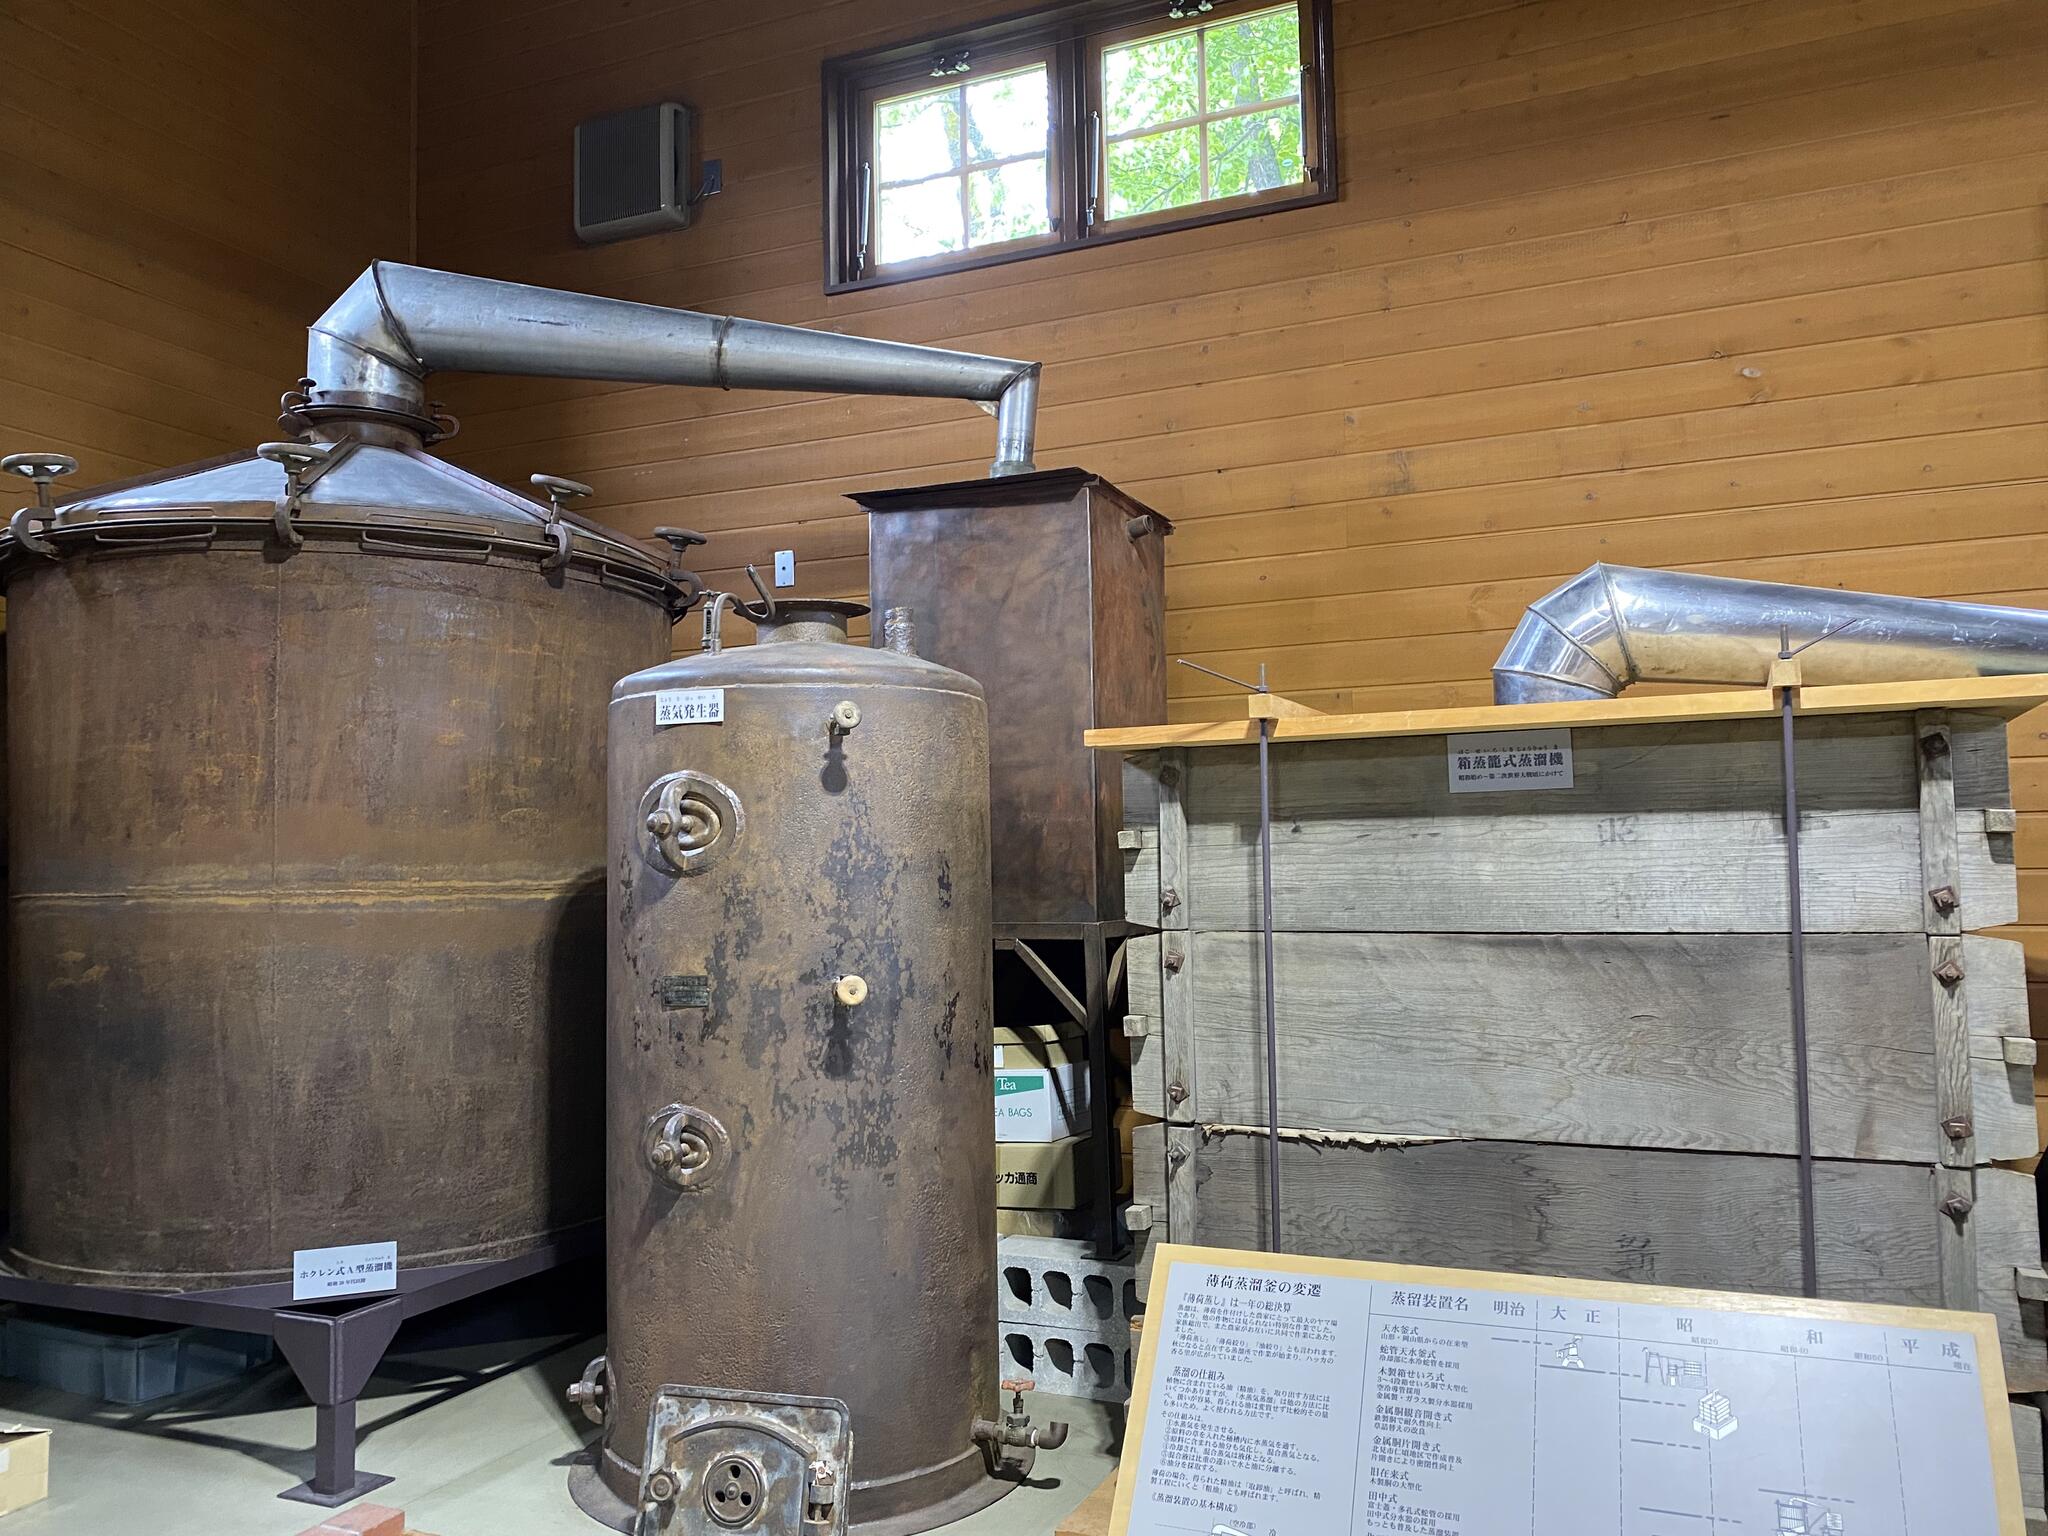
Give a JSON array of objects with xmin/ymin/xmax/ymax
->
[{"xmin": 578, "ymin": 600, "xmax": 1019, "ymax": 1535}]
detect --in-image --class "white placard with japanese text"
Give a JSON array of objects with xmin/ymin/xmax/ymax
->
[
  {"xmin": 292, "ymin": 1241, "xmax": 398, "ymax": 1301},
  {"xmin": 655, "ymin": 688, "xmax": 725, "ymax": 727},
  {"xmin": 1447, "ymin": 728, "xmax": 1574, "ymax": 792},
  {"xmin": 1114, "ymin": 1246, "xmax": 2013, "ymax": 1536}
]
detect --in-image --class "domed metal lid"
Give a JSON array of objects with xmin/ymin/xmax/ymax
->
[{"xmin": 4, "ymin": 437, "xmax": 690, "ymax": 614}]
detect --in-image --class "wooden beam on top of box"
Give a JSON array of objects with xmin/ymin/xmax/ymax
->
[{"xmin": 1086, "ymin": 673, "xmax": 2048, "ymax": 752}]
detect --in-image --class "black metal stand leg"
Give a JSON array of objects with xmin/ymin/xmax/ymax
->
[
  {"xmin": 276, "ymin": 1298, "xmax": 405, "ymax": 1507},
  {"xmin": 1084, "ymin": 927, "xmax": 1122, "ymax": 1260},
  {"xmin": 314, "ymin": 1401, "xmax": 370, "ymax": 1499}
]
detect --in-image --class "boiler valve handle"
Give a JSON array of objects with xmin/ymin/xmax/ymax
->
[
  {"xmin": 2, "ymin": 452, "xmax": 77, "ymax": 506},
  {"xmin": 2, "ymin": 450, "xmax": 74, "ymax": 557},
  {"xmin": 257, "ymin": 440, "xmax": 335, "ymax": 549},
  {"xmin": 529, "ymin": 474, "xmax": 591, "ymax": 572},
  {"xmin": 653, "ymin": 525, "xmax": 709, "ymax": 564},
  {"xmin": 529, "ymin": 473, "xmax": 593, "ymax": 512},
  {"xmin": 651, "ymin": 527, "xmax": 709, "ymax": 619}
]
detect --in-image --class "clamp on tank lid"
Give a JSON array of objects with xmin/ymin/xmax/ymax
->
[{"xmin": 1, "ymin": 451, "xmax": 76, "ymax": 558}]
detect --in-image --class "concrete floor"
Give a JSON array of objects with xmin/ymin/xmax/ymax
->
[{"xmin": 0, "ymin": 1330, "xmax": 1121, "ymax": 1536}]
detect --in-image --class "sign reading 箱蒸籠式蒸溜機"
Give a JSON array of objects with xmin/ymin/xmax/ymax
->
[{"xmin": 1447, "ymin": 728, "xmax": 1574, "ymax": 792}]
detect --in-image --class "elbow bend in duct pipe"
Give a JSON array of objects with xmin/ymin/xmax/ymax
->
[
  {"xmin": 304, "ymin": 261, "xmax": 1041, "ymax": 476},
  {"xmin": 1491, "ymin": 563, "xmax": 2048, "ymax": 704}
]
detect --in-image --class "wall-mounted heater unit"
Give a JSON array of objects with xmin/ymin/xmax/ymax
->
[{"xmin": 574, "ymin": 101, "xmax": 694, "ymax": 244}]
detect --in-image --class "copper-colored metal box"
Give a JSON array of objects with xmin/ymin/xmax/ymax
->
[{"xmin": 856, "ymin": 469, "xmax": 1171, "ymax": 928}]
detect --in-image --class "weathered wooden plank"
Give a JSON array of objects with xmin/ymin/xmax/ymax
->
[
  {"xmin": 1178, "ymin": 713, "xmax": 2012, "ymax": 816},
  {"xmin": 1129, "ymin": 1126, "xmax": 2046, "ymax": 1377},
  {"xmin": 1955, "ymin": 711, "xmax": 2018, "ymax": 817},
  {"xmin": 1921, "ymin": 712, "xmax": 1968, "ymax": 941},
  {"xmin": 1163, "ymin": 1122, "xmax": 1201, "ymax": 1245},
  {"xmin": 1122, "ymin": 832, "xmax": 1159, "ymax": 932},
  {"xmin": 1155, "ymin": 752, "xmax": 1196, "ymax": 1130},
  {"xmin": 1119, "ymin": 756, "xmax": 1162, "ymax": 924},
  {"xmin": 1200, "ymin": 715, "xmax": 1910, "ymax": 817},
  {"xmin": 1922, "ymin": 713, "xmax": 1982, "ymax": 1209},
  {"xmin": 1121, "ymin": 753, "xmax": 1162, "ymax": 831},
  {"xmin": 1126, "ymin": 933, "xmax": 1161, "ymax": 1018},
  {"xmin": 1137, "ymin": 931, "xmax": 2035, "ymax": 1161},
  {"xmin": 1182, "ymin": 804, "xmax": 2015, "ymax": 933},
  {"xmin": 1937, "ymin": 1162, "xmax": 1981, "ymax": 1312},
  {"xmin": 2015, "ymin": 1402, "xmax": 2045, "ymax": 1524},
  {"xmin": 1154, "ymin": 751, "xmax": 1187, "ymax": 934},
  {"xmin": 1126, "ymin": 932, "xmax": 1163, "ymax": 1113}
]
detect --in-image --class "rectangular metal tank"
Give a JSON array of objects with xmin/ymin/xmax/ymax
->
[{"xmin": 857, "ymin": 469, "xmax": 1171, "ymax": 928}]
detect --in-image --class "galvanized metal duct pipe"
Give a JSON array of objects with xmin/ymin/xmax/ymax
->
[
  {"xmin": 1492, "ymin": 563, "xmax": 2048, "ymax": 703},
  {"xmin": 305, "ymin": 262, "xmax": 1042, "ymax": 475}
]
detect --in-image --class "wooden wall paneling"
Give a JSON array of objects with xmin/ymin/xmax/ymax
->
[
  {"xmin": 0, "ymin": 2, "xmax": 416, "ymax": 488},
  {"xmin": 414, "ymin": 0, "xmax": 2048, "ymax": 1038},
  {"xmin": 1135, "ymin": 930, "xmax": 2036, "ymax": 1162},
  {"xmin": 1128, "ymin": 1124, "xmax": 2048, "ymax": 1378}
]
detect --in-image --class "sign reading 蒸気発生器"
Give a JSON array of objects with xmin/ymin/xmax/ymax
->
[
  {"xmin": 655, "ymin": 688, "xmax": 725, "ymax": 726},
  {"xmin": 1447, "ymin": 728, "xmax": 1573, "ymax": 792},
  {"xmin": 292, "ymin": 1241, "xmax": 398, "ymax": 1302}
]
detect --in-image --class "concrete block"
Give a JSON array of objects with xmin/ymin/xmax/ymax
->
[
  {"xmin": 996, "ymin": 1321, "xmax": 1132, "ymax": 1405},
  {"xmin": 997, "ymin": 1235, "xmax": 1141, "ymax": 1346}
]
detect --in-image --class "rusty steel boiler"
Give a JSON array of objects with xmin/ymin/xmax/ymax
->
[
  {"xmin": 575, "ymin": 600, "xmax": 1032, "ymax": 1535},
  {"xmin": 0, "ymin": 435, "xmax": 686, "ymax": 1288}
]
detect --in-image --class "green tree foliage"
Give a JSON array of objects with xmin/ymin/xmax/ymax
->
[
  {"xmin": 1105, "ymin": 4, "xmax": 1303, "ymax": 218},
  {"xmin": 870, "ymin": 5, "xmax": 1303, "ymax": 262}
]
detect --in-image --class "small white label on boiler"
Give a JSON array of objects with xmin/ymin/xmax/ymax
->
[
  {"xmin": 292, "ymin": 1240, "xmax": 398, "ymax": 1301},
  {"xmin": 1447, "ymin": 728, "xmax": 1574, "ymax": 792},
  {"xmin": 656, "ymin": 688, "xmax": 725, "ymax": 726}
]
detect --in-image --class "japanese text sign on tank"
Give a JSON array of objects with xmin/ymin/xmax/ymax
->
[
  {"xmin": 1110, "ymin": 1244, "xmax": 2022, "ymax": 1535},
  {"xmin": 1448, "ymin": 728, "xmax": 1574, "ymax": 792}
]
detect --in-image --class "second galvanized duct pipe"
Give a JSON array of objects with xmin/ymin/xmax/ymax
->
[
  {"xmin": 304, "ymin": 262, "xmax": 1041, "ymax": 475},
  {"xmin": 1492, "ymin": 564, "xmax": 2048, "ymax": 704}
]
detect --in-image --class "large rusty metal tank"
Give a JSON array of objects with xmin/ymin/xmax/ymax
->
[
  {"xmin": 577, "ymin": 600, "xmax": 1012, "ymax": 1535},
  {"xmin": 0, "ymin": 428, "xmax": 683, "ymax": 1288}
]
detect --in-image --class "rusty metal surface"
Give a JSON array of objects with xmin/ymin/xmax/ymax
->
[
  {"xmin": 857, "ymin": 470, "xmax": 1169, "ymax": 926},
  {"xmin": 602, "ymin": 603, "xmax": 1003, "ymax": 1533},
  {"xmin": 5, "ymin": 502, "xmax": 671, "ymax": 1287}
]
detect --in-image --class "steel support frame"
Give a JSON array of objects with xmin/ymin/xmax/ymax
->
[
  {"xmin": 0, "ymin": 1225, "xmax": 598, "ymax": 1506},
  {"xmin": 997, "ymin": 919, "xmax": 1148, "ymax": 1261}
]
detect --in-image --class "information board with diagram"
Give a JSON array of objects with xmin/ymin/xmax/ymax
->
[{"xmin": 1112, "ymin": 1244, "xmax": 2023, "ymax": 1536}]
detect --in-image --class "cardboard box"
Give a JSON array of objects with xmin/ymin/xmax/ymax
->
[
  {"xmin": 0, "ymin": 1425, "xmax": 50, "ymax": 1517},
  {"xmin": 996, "ymin": 1135, "xmax": 1086, "ymax": 1210},
  {"xmin": 993, "ymin": 1025, "xmax": 1092, "ymax": 1143},
  {"xmin": 996, "ymin": 1207, "xmax": 1081, "ymax": 1239}
]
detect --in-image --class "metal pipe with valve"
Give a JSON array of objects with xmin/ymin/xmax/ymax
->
[{"xmin": 972, "ymin": 1378, "xmax": 1070, "ymax": 1475}]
